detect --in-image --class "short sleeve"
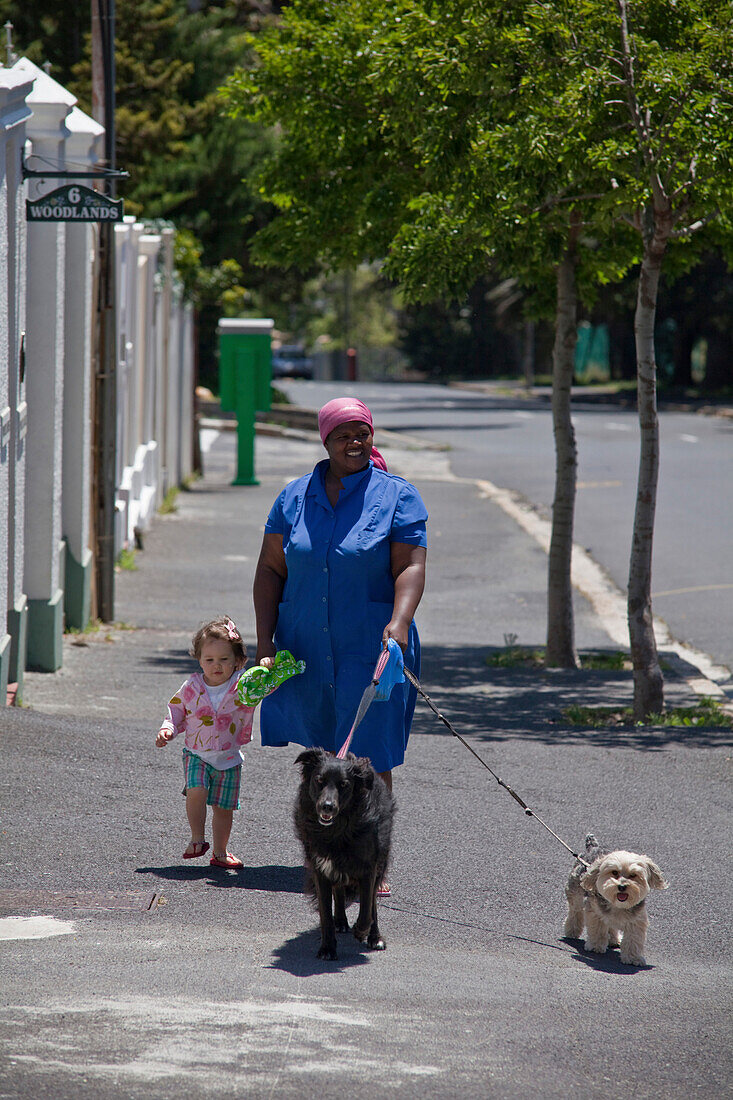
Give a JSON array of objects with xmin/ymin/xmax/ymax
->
[
  {"xmin": 391, "ymin": 481, "xmax": 428, "ymax": 546},
  {"xmin": 264, "ymin": 489, "xmax": 286, "ymax": 535}
]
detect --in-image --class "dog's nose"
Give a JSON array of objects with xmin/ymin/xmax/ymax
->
[{"xmin": 321, "ymin": 798, "xmax": 334, "ymax": 813}]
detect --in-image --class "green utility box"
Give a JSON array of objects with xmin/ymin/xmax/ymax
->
[{"xmin": 217, "ymin": 318, "xmax": 274, "ymax": 485}]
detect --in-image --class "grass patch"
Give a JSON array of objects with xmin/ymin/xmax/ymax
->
[
  {"xmin": 580, "ymin": 651, "xmax": 629, "ymax": 671},
  {"xmin": 486, "ymin": 647, "xmax": 630, "ymax": 670},
  {"xmin": 158, "ymin": 487, "xmax": 179, "ymax": 515},
  {"xmin": 486, "ymin": 646, "xmax": 545, "ymax": 668},
  {"xmin": 271, "ymin": 385, "xmax": 291, "ymax": 405},
  {"xmin": 66, "ymin": 619, "xmax": 102, "ymax": 636},
  {"xmin": 563, "ymin": 697, "xmax": 732, "ymax": 729},
  {"xmin": 115, "ymin": 548, "xmax": 138, "ymax": 572}
]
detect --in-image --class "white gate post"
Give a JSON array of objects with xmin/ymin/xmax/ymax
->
[
  {"xmin": 62, "ymin": 105, "xmax": 104, "ymax": 632},
  {"xmin": 0, "ymin": 65, "xmax": 33, "ymax": 702},
  {"xmin": 15, "ymin": 58, "xmax": 75, "ymax": 672}
]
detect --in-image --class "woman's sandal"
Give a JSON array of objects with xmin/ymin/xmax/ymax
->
[
  {"xmin": 182, "ymin": 841, "xmax": 210, "ymax": 859},
  {"xmin": 377, "ymin": 881, "xmax": 391, "ymax": 898}
]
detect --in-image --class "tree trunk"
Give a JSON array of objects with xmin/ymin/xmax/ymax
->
[
  {"xmin": 628, "ymin": 209, "xmax": 669, "ymax": 718},
  {"xmin": 546, "ymin": 246, "xmax": 580, "ymax": 668}
]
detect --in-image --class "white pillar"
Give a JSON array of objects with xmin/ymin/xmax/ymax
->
[
  {"xmin": 0, "ymin": 65, "xmax": 33, "ymax": 700},
  {"xmin": 14, "ymin": 58, "xmax": 75, "ymax": 671},
  {"xmin": 130, "ymin": 232, "xmax": 160, "ymax": 538},
  {"xmin": 159, "ymin": 227, "xmax": 174, "ymax": 498},
  {"xmin": 62, "ymin": 105, "xmax": 104, "ymax": 631}
]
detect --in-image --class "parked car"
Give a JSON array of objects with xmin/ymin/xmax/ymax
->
[{"xmin": 271, "ymin": 344, "xmax": 315, "ymax": 380}]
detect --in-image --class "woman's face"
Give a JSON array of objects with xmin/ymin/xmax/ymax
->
[{"xmin": 325, "ymin": 419, "xmax": 374, "ymax": 478}]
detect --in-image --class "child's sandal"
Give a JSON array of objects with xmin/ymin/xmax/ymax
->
[{"xmin": 183, "ymin": 841, "xmax": 210, "ymax": 859}]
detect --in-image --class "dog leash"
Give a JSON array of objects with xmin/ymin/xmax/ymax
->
[
  {"xmin": 336, "ymin": 643, "xmax": 397, "ymax": 759},
  {"xmin": 402, "ymin": 667, "xmax": 589, "ymax": 867}
]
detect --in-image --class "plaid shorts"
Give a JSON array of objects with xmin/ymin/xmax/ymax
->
[{"xmin": 182, "ymin": 749, "xmax": 241, "ymax": 810}]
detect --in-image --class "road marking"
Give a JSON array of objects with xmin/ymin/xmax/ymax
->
[
  {"xmin": 653, "ymin": 583, "xmax": 733, "ymax": 598},
  {"xmin": 605, "ymin": 422, "xmax": 632, "ymax": 431},
  {"xmin": 0, "ymin": 916, "xmax": 76, "ymax": 941},
  {"xmin": 473, "ymin": 477, "xmax": 731, "ymax": 684},
  {"xmin": 680, "ymin": 433, "xmax": 699, "ymax": 443},
  {"xmin": 514, "ymin": 411, "xmax": 534, "ymax": 419},
  {"xmin": 222, "ymin": 555, "xmax": 249, "ymax": 563},
  {"xmin": 387, "ymin": 445, "xmax": 732, "ymax": 686},
  {"xmin": 576, "ymin": 480, "xmax": 622, "ymax": 489}
]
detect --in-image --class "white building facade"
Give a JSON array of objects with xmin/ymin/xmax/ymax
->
[{"xmin": 0, "ymin": 57, "xmax": 194, "ymax": 697}]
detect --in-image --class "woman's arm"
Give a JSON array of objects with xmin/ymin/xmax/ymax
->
[
  {"xmin": 383, "ymin": 542, "xmax": 427, "ymax": 651},
  {"xmin": 253, "ymin": 532, "xmax": 288, "ymax": 662}
]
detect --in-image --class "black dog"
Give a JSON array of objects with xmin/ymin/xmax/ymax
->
[{"xmin": 294, "ymin": 748, "xmax": 395, "ymax": 960}]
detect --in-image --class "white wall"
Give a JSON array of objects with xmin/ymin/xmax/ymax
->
[{"xmin": 0, "ymin": 66, "xmax": 33, "ymax": 698}]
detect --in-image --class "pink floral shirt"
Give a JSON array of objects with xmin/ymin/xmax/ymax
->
[{"xmin": 159, "ymin": 672, "xmax": 255, "ymax": 770}]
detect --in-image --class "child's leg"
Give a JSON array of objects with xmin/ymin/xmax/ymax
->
[
  {"xmin": 185, "ymin": 786, "xmax": 208, "ymax": 849},
  {"xmin": 209, "ymin": 763, "xmax": 242, "ymax": 865},
  {"xmin": 212, "ymin": 806, "xmax": 234, "ymax": 859}
]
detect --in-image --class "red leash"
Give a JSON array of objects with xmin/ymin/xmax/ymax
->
[{"xmin": 336, "ymin": 646, "xmax": 392, "ymax": 759}]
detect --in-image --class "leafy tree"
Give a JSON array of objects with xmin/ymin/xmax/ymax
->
[
  {"xmin": 226, "ymin": 0, "xmax": 733, "ymax": 715},
  {"xmin": 559, "ymin": 0, "xmax": 733, "ymax": 716},
  {"xmin": 223, "ymin": 0, "xmax": 635, "ymax": 671}
]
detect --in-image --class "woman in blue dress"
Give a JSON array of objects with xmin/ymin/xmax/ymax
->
[{"xmin": 253, "ymin": 397, "xmax": 428, "ymax": 814}]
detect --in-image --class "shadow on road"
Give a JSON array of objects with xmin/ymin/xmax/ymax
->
[
  {"xmin": 414, "ymin": 644, "xmax": 732, "ymax": 751},
  {"xmin": 268, "ymin": 926, "xmax": 375, "ymax": 976},
  {"xmin": 562, "ymin": 937, "xmax": 655, "ymax": 973},
  {"xmin": 134, "ymin": 863, "xmax": 305, "ymax": 893}
]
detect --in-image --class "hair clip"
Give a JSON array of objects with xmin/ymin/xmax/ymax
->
[{"xmin": 225, "ymin": 618, "xmax": 239, "ymax": 640}]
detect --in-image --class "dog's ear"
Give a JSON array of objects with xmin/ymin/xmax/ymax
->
[
  {"xmin": 580, "ymin": 861, "xmax": 601, "ymax": 892},
  {"xmin": 295, "ymin": 748, "xmax": 323, "ymax": 775},
  {"xmin": 643, "ymin": 858, "xmax": 668, "ymax": 891},
  {"xmin": 351, "ymin": 755, "xmax": 376, "ymax": 789}
]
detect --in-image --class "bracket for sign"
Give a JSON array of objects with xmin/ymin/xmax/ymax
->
[{"xmin": 21, "ymin": 151, "xmax": 129, "ymax": 181}]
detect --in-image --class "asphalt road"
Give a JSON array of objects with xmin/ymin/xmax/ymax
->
[
  {"xmin": 284, "ymin": 379, "xmax": 733, "ymax": 677},
  {"xmin": 1, "ymin": 421, "xmax": 731, "ymax": 1099}
]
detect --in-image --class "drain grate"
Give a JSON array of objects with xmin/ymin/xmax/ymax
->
[{"xmin": 0, "ymin": 889, "xmax": 163, "ymax": 912}]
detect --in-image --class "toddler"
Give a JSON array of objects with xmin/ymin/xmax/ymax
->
[{"xmin": 156, "ymin": 615, "xmax": 274, "ymax": 869}]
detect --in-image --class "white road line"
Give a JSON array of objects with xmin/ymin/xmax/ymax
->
[
  {"xmin": 0, "ymin": 916, "xmax": 76, "ymax": 940},
  {"xmin": 680, "ymin": 434, "xmax": 699, "ymax": 443},
  {"xmin": 605, "ymin": 422, "xmax": 632, "ymax": 431},
  {"xmin": 473, "ymin": 476, "xmax": 731, "ymax": 685}
]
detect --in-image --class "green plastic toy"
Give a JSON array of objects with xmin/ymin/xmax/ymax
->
[{"xmin": 236, "ymin": 649, "xmax": 305, "ymax": 706}]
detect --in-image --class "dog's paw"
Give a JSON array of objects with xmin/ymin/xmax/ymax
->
[
  {"xmin": 317, "ymin": 945, "xmax": 338, "ymax": 960},
  {"xmin": 619, "ymin": 951, "xmax": 646, "ymax": 966},
  {"xmin": 583, "ymin": 939, "xmax": 609, "ymax": 955},
  {"xmin": 335, "ymin": 918, "xmax": 350, "ymax": 934},
  {"xmin": 367, "ymin": 934, "xmax": 386, "ymax": 951}
]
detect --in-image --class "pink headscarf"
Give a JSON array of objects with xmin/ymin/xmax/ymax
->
[{"xmin": 317, "ymin": 397, "xmax": 388, "ymax": 471}]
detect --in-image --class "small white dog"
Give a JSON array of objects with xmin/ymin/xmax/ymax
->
[{"xmin": 564, "ymin": 834, "xmax": 668, "ymax": 965}]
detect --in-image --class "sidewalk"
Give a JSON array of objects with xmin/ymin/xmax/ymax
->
[
  {"xmin": 15, "ymin": 416, "xmax": 713, "ymax": 724},
  {"xmin": 2, "ymin": 425, "xmax": 731, "ymax": 1100}
]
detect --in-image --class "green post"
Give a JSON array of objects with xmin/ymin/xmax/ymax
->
[{"xmin": 217, "ymin": 318, "xmax": 274, "ymax": 485}]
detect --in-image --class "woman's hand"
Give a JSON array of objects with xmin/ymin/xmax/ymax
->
[
  {"xmin": 382, "ymin": 617, "xmax": 411, "ymax": 653},
  {"xmin": 258, "ymin": 655, "xmax": 275, "ymax": 670}
]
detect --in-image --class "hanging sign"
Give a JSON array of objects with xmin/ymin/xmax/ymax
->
[{"xmin": 26, "ymin": 184, "xmax": 123, "ymax": 223}]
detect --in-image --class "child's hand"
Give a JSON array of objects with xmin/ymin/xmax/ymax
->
[{"xmin": 156, "ymin": 729, "xmax": 173, "ymax": 748}]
